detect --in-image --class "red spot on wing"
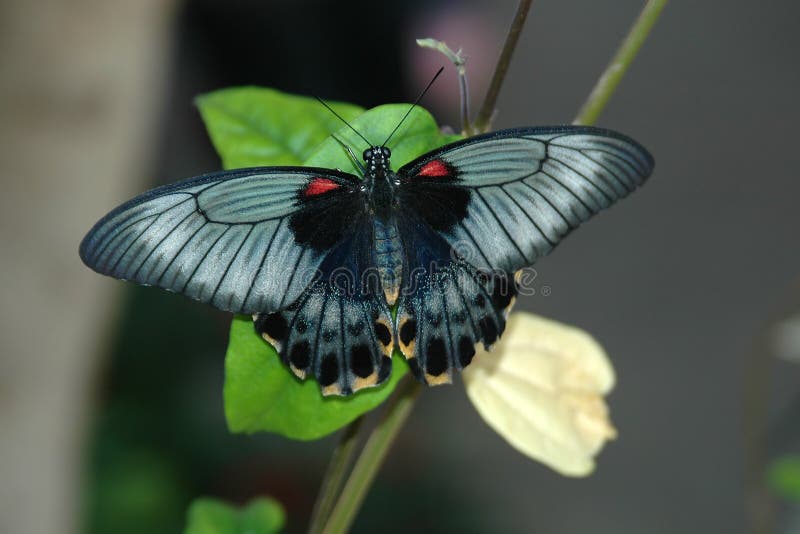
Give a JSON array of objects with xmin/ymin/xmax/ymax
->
[
  {"xmin": 417, "ymin": 159, "xmax": 451, "ymax": 178},
  {"xmin": 303, "ymin": 177, "xmax": 341, "ymax": 197}
]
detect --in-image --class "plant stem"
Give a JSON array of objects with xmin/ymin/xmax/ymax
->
[
  {"xmin": 309, "ymin": 3, "xmax": 667, "ymax": 531},
  {"xmin": 308, "ymin": 416, "xmax": 365, "ymax": 534},
  {"xmin": 744, "ymin": 333, "xmax": 776, "ymax": 534},
  {"xmin": 473, "ymin": 0, "xmax": 534, "ymax": 133},
  {"xmin": 573, "ymin": 0, "xmax": 668, "ymax": 126},
  {"xmin": 416, "ymin": 38, "xmax": 472, "ymax": 135},
  {"xmin": 321, "ymin": 378, "xmax": 422, "ymax": 534}
]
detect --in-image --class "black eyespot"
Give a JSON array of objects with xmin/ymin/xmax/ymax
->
[
  {"xmin": 400, "ymin": 319, "xmax": 417, "ymax": 346},
  {"xmin": 350, "ymin": 345, "xmax": 374, "ymax": 378},
  {"xmin": 479, "ymin": 317, "xmax": 498, "ymax": 345},
  {"xmin": 318, "ymin": 353, "xmax": 339, "ymax": 386},
  {"xmin": 374, "ymin": 322, "xmax": 392, "ymax": 346},
  {"xmin": 382, "ymin": 147, "xmax": 391, "ymax": 158},
  {"xmin": 363, "ymin": 148, "xmax": 372, "ymax": 160},
  {"xmin": 458, "ymin": 337, "xmax": 475, "ymax": 368},
  {"xmin": 491, "ymin": 280, "xmax": 514, "ymax": 310},
  {"xmin": 290, "ymin": 341, "xmax": 311, "ymax": 370},
  {"xmin": 256, "ymin": 313, "xmax": 287, "ymax": 341},
  {"xmin": 425, "ymin": 338, "xmax": 449, "ymax": 376}
]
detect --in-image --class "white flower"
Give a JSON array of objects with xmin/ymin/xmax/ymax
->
[{"xmin": 463, "ymin": 312, "xmax": 617, "ymax": 477}]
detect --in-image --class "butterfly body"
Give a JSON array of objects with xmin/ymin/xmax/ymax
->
[{"xmin": 80, "ymin": 125, "xmax": 654, "ymax": 396}]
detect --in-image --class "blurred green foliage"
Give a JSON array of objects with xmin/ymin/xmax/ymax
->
[
  {"xmin": 767, "ymin": 455, "xmax": 800, "ymax": 502},
  {"xmin": 185, "ymin": 497, "xmax": 285, "ymax": 534}
]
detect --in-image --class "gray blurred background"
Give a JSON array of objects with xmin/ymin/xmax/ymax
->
[{"xmin": 1, "ymin": 0, "xmax": 799, "ymax": 533}]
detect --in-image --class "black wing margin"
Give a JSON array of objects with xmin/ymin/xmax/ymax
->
[{"xmin": 396, "ymin": 126, "xmax": 654, "ymax": 273}]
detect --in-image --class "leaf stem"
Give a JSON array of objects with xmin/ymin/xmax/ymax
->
[
  {"xmin": 573, "ymin": 0, "xmax": 668, "ymax": 126},
  {"xmin": 308, "ymin": 416, "xmax": 365, "ymax": 534},
  {"xmin": 321, "ymin": 378, "xmax": 422, "ymax": 534},
  {"xmin": 473, "ymin": 0, "xmax": 534, "ymax": 133}
]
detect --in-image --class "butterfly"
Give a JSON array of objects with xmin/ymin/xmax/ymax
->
[{"xmin": 80, "ymin": 108, "xmax": 653, "ymax": 396}]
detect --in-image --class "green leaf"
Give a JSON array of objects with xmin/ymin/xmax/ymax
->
[
  {"xmin": 185, "ymin": 496, "xmax": 285, "ymax": 534},
  {"xmin": 304, "ymin": 103, "xmax": 462, "ymax": 173},
  {"xmin": 767, "ymin": 455, "xmax": 800, "ymax": 502},
  {"xmin": 196, "ymin": 87, "xmax": 364, "ymax": 168},
  {"xmin": 212, "ymin": 98, "xmax": 462, "ymax": 440},
  {"xmin": 224, "ymin": 317, "xmax": 408, "ymax": 440}
]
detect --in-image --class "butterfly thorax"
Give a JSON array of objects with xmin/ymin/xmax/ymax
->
[
  {"xmin": 361, "ymin": 146, "xmax": 403, "ymax": 304},
  {"xmin": 363, "ymin": 146, "xmax": 396, "ymax": 215}
]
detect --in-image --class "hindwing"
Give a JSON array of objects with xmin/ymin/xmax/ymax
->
[
  {"xmin": 254, "ymin": 221, "xmax": 394, "ymax": 395},
  {"xmin": 393, "ymin": 213, "xmax": 516, "ymax": 385}
]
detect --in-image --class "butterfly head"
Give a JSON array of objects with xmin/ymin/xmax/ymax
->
[{"xmin": 363, "ymin": 146, "xmax": 392, "ymax": 173}]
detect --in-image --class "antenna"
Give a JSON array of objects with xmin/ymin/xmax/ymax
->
[
  {"xmin": 314, "ymin": 96, "xmax": 372, "ymax": 148},
  {"xmin": 382, "ymin": 66, "xmax": 445, "ymax": 148},
  {"xmin": 332, "ymin": 135, "xmax": 366, "ymax": 175}
]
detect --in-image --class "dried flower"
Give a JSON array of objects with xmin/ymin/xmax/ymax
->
[{"xmin": 463, "ymin": 312, "xmax": 617, "ymax": 476}]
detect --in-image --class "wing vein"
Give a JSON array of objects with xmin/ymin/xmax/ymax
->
[
  {"xmin": 578, "ymin": 150, "xmax": 635, "ymax": 193},
  {"xmin": 549, "ymin": 156, "xmax": 615, "ymax": 204},
  {"xmin": 474, "ymin": 189, "xmax": 531, "ymax": 264},
  {"xmin": 132, "ymin": 209, "xmax": 198, "ymax": 280},
  {"xmin": 242, "ymin": 218, "xmax": 284, "ymax": 311},
  {"xmin": 181, "ymin": 225, "xmax": 232, "ymax": 294},
  {"xmin": 539, "ymin": 168, "xmax": 593, "ymax": 215},
  {"xmin": 210, "ymin": 224, "xmax": 256, "ymax": 305},
  {"xmin": 155, "ymin": 220, "xmax": 209, "ymax": 286},
  {"xmin": 499, "ymin": 185, "xmax": 554, "ymax": 249},
  {"xmin": 106, "ymin": 213, "xmax": 164, "ymax": 274},
  {"xmin": 519, "ymin": 180, "xmax": 572, "ymax": 230}
]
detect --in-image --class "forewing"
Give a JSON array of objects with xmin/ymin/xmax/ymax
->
[
  {"xmin": 79, "ymin": 167, "xmax": 364, "ymax": 314},
  {"xmin": 396, "ymin": 126, "xmax": 654, "ymax": 272}
]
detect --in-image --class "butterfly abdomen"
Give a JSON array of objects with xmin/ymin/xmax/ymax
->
[{"xmin": 372, "ymin": 217, "xmax": 403, "ymax": 305}]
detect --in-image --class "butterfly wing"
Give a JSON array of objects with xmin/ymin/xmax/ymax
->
[
  {"xmin": 254, "ymin": 222, "xmax": 394, "ymax": 396},
  {"xmin": 80, "ymin": 167, "xmax": 367, "ymax": 315},
  {"xmin": 81, "ymin": 166, "xmax": 395, "ymax": 396},
  {"xmin": 395, "ymin": 126, "xmax": 654, "ymax": 273},
  {"xmin": 393, "ymin": 126, "xmax": 653, "ymax": 383},
  {"xmin": 393, "ymin": 212, "xmax": 515, "ymax": 385}
]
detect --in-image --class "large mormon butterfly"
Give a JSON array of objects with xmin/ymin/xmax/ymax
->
[{"xmin": 80, "ymin": 98, "xmax": 653, "ymax": 396}]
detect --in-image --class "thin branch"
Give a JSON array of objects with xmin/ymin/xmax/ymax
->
[
  {"xmin": 308, "ymin": 416, "xmax": 365, "ymax": 534},
  {"xmin": 307, "ymin": 3, "xmax": 668, "ymax": 532},
  {"xmin": 743, "ymin": 332, "xmax": 777, "ymax": 534},
  {"xmin": 573, "ymin": 0, "xmax": 668, "ymax": 126},
  {"xmin": 473, "ymin": 0, "xmax": 534, "ymax": 133},
  {"xmin": 321, "ymin": 378, "xmax": 422, "ymax": 534},
  {"xmin": 417, "ymin": 38, "xmax": 472, "ymax": 135}
]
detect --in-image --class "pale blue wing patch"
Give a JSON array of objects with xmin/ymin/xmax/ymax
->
[
  {"xmin": 80, "ymin": 167, "xmax": 359, "ymax": 314},
  {"xmin": 397, "ymin": 126, "xmax": 654, "ymax": 273}
]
